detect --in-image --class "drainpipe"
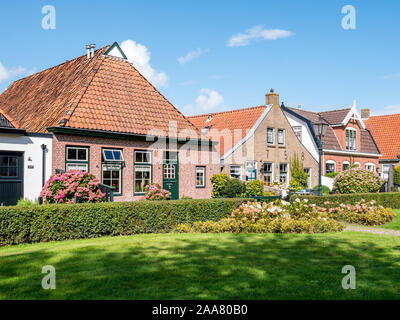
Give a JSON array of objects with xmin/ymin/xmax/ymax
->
[
  {"xmin": 41, "ymin": 144, "xmax": 47, "ymax": 187},
  {"xmin": 318, "ymin": 145, "xmax": 322, "ymax": 196}
]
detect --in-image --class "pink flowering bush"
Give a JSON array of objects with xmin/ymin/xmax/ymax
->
[
  {"xmin": 40, "ymin": 171, "xmax": 105, "ymax": 204},
  {"xmin": 175, "ymin": 199, "xmax": 344, "ymax": 234},
  {"xmin": 334, "ymin": 168, "xmax": 383, "ymax": 194},
  {"xmin": 144, "ymin": 184, "xmax": 171, "ymax": 200}
]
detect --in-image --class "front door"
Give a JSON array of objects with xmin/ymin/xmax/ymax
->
[
  {"xmin": 163, "ymin": 152, "xmax": 179, "ymax": 200},
  {"xmin": 0, "ymin": 151, "xmax": 24, "ymax": 206}
]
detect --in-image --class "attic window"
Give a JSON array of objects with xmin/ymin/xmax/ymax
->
[
  {"xmin": 202, "ymin": 126, "xmax": 211, "ymax": 134},
  {"xmin": 102, "ymin": 149, "xmax": 124, "ymax": 162},
  {"xmin": 206, "ymin": 114, "xmax": 212, "ymax": 122}
]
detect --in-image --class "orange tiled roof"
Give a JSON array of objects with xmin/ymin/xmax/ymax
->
[
  {"xmin": 0, "ymin": 44, "xmax": 201, "ymax": 139},
  {"xmin": 188, "ymin": 106, "xmax": 266, "ymax": 155},
  {"xmin": 365, "ymin": 114, "xmax": 400, "ymax": 160}
]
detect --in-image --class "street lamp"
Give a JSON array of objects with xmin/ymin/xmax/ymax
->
[{"xmin": 313, "ymin": 118, "xmax": 328, "ymax": 196}]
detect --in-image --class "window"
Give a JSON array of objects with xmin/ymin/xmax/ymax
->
[
  {"xmin": 262, "ymin": 162, "xmax": 273, "ymax": 184},
  {"xmin": 246, "ymin": 161, "xmax": 257, "ymax": 181},
  {"xmin": 164, "ymin": 164, "xmax": 175, "ymax": 179},
  {"xmin": 304, "ymin": 168, "xmax": 311, "ymax": 188},
  {"xmin": 365, "ymin": 163, "xmax": 375, "ymax": 172},
  {"xmin": 267, "ymin": 128, "xmax": 275, "ymax": 145},
  {"xmin": 102, "ymin": 149, "xmax": 124, "ymax": 162},
  {"xmin": 346, "ymin": 128, "xmax": 357, "ymax": 151},
  {"xmin": 196, "ymin": 166, "xmax": 206, "ymax": 188},
  {"xmin": 354, "ymin": 162, "xmax": 360, "ymax": 168},
  {"xmin": 134, "ymin": 150, "xmax": 152, "ymax": 194},
  {"xmin": 66, "ymin": 146, "xmax": 89, "ymax": 171},
  {"xmin": 278, "ymin": 129, "xmax": 285, "ymax": 146},
  {"xmin": 382, "ymin": 164, "xmax": 390, "ymax": 180},
  {"xmin": 0, "ymin": 156, "xmax": 18, "ymax": 177},
  {"xmin": 279, "ymin": 163, "xmax": 288, "ymax": 184},
  {"xmin": 326, "ymin": 161, "xmax": 336, "ymax": 174},
  {"xmin": 102, "ymin": 164, "xmax": 121, "ymax": 194},
  {"xmin": 342, "ymin": 161, "xmax": 350, "ymax": 171},
  {"xmin": 293, "ymin": 126, "xmax": 302, "ymax": 142},
  {"xmin": 230, "ymin": 165, "xmax": 241, "ymax": 179}
]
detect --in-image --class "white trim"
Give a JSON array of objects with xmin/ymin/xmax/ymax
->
[
  {"xmin": 229, "ymin": 164, "xmax": 242, "ymax": 180},
  {"xmin": 221, "ymin": 105, "xmax": 273, "ymax": 160},
  {"xmin": 323, "ymin": 149, "xmax": 381, "ymax": 157},
  {"xmin": 342, "ymin": 105, "xmax": 366, "ymax": 129},
  {"xmin": 326, "ymin": 160, "xmax": 336, "ymax": 173},
  {"xmin": 365, "ymin": 162, "xmax": 375, "ymax": 172}
]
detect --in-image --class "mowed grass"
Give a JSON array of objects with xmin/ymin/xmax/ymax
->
[
  {"xmin": 383, "ymin": 209, "xmax": 400, "ymax": 230},
  {"xmin": 0, "ymin": 232, "xmax": 400, "ymax": 300}
]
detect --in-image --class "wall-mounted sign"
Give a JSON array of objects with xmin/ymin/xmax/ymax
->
[{"xmin": 27, "ymin": 165, "xmax": 34, "ymax": 169}]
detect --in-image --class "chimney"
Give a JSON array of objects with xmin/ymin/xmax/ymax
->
[
  {"xmin": 361, "ymin": 108, "xmax": 370, "ymax": 120},
  {"xmin": 86, "ymin": 45, "xmax": 91, "ymax": 59},
  {"xmin": 266, "ymin": 88, "xmax": 279, "ymax": 106},
  {"xmin": 90, "ymin": 44, "xmax": 95, "ymax": 58}
]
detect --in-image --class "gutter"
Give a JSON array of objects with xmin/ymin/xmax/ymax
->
[
  {"xmin": 47, "ymin": 126, "xmax": 218, "ymax": 146},
  {"xmin": 323, "ymin": 149, "xmax": 381, "ymax": 157}
]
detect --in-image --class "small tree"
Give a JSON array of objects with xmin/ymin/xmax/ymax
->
[
  {"xmin": 394, "ymin": 166, "xmax": 400, "ymax": 186},
  {"xmin": 211, "ymin": 173, "xmax": 231, "ymax": 198},
  {"xmin": 289, "ymin": 153, "xmax": 308, "ymax": 191},
  {"xmin": 220, "ymin": 178, "xmax": 246, "ymax": 198}
]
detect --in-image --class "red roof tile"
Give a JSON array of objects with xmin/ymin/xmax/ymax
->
[
  {"xmin": 188, "ymin": 106, "xmax": 266, "ymax": 155},
  {"xmin": 0, "ymin": 44, "xmax": 201, "ymax": 139},
  {"xmin": 365, "ymin": 114, "xmax": 400, "ymax": 159}
]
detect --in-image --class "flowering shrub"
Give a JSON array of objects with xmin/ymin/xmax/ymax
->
[
  {"xmin": 322, "ymin": 199, "xmax": 395, "ymax": 225},
  {"xmin": 334, "ymin": 168, "xmax": 383, "ymax": 194},
  {"xmin": 144, "ymin": 184, "xmax": 171, "ymax": 200},
  {"xmin": 175, "ymin": 199, "xmax": 345, "ymax": 234},
  {"xmin": 40, "ymin": 171, "xmax": 105, "ymax": 204}
]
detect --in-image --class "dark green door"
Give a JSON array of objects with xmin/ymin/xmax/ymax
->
[
  {"xmin": 0, "ymin": 151, "xmax": 24, "ymax": 206},
  {"xmin": 163, "ymin": 152, "xmax": 179, "ymax": 200}
]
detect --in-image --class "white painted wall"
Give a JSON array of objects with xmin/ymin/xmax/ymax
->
[
  {"xmin": 322, "ymin": 176, "xmax": 334, "ymax": 190},
  {"xmin": 284, "ymin": 112, "xmax": 319, "ymax": 161},
  {"xmin": 0, "ymin": 133, "xmax": 52, "ymax": 201}
]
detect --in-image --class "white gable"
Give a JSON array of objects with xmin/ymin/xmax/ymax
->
[{"xmin": 106, "ymin": 46, "xmax": 125, "ymax": 59}]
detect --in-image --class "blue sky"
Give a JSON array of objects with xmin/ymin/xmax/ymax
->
[{"xmin": 0, "ymin": 0, "xmax": 399, "ymax": 116}]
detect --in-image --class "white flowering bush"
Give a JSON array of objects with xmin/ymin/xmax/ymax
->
[
  {"xmin": 175, "ymin": 199, "xmax": 344, "ymax": 234},
  {"xmin": 334, "ymin": 168, "xmax": 383, "ymax": 194}
]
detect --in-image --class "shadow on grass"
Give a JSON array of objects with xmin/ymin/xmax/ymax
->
[{"xmin": 0, "ymin": 233, "xmax": 399, "ymax": 299}]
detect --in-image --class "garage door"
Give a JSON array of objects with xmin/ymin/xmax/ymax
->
[{"xmin": 0, "ymin": 151, "xmax": 23, "ymax": 206}]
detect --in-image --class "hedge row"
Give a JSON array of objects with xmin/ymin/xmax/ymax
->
[
  {"xmin": 290, "ymin": 192, "xmax": 400, "ymax": 209},
  {"xmin": 0, "ymin": 199, "xmax": 249, "ymax": 246}
]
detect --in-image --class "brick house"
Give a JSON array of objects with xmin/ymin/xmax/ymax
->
[
  {"xmin": 283, "ymin": 103, "xmax": 381, "ymax": 175},
  {"xmin": 363, "ymin": 110, "xmax": 400, "ymax": 179},
  {"xmin": 188, "ymin": 90, "xmax": 320, "ymax": 188},
  {"xmin": 0, "ymin": 42, "xmax": 219, "ymax": 201}
]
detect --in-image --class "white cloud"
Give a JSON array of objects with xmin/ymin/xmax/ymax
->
[
  {"xmin": 121, "ymin": 40, "xmax": 168, "ymax": 88},
  {"xmin": 227, "ymin": 25, "xmax": 294, "ymax": 47},
  {"xmin": 177, "ymin": 48, "xmax": 209, "ymax": 64},
  {"xmin": 381, "ymin": 73, "xmax": 400, "ymax": 80},
  {"xmin": 183, "ymin": 88, "xmax": 224, "ymax": 115},
  {"xmin": 0, "ymin": 62, "xmax": 26, "ymax": 83},
  {"xmin": 371, "ymin": 105, "xmax": 400, "ymax": 116}
]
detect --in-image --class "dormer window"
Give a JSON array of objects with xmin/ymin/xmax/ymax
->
[
  {"xmin": 202, "ymin": 126, "xmax": 211, "ymax": 134},
  {"xmin": 345, "ymin": 128, "xmax": 357, "ymax": 151}
]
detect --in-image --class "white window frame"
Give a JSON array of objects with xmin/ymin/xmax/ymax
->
[
  {"xmin": 66, "ymin": 146, "xmax": 88, "ymax": 162},
  {"xmin": 262, "ymin": 162, "xmax": 274, "ymax": 184},
  {"xmin": 267, "ymin": 127, "xmax": 275, "ymax": 145},
  {"xmin": 278, "ymin": 129, "xmax": 285, "ymax": 146},
  {"xmin": 293, "ymin": 126, "xmax": 302, "ymax": 142},
  {"xmin": 382, "ymin": 164, "xmax": 391, "ymax": 180},
  {"xmin": 134, "ymin": 150, "xmax": 153, "ymax": 194},
  {"xmin": 196, "ymin": 166, "xmax": 206, "ymax": 188},
  {"xmin": 304, "ymin": 168, "xmax": 312, "ymax": 188},
  {"xmin": 279, "ymin": 163, "xmax": 288, "ymax": 185},
  {"xmin": 342, "ymin": 161, "xmax": 350, "ymax": 171},
  {"xmin": 66, "ymin": 146, "xmax": 89, "ymax": 172},
  {"xmin": 230, "ymin": 165, "xmax": 242, "ymax": 179},
  {"xmin": 102, "ymin": 148, "xmax": 125, "ymax": 162},
  {"xmin": 245, "ymin": 161, "xmax": 257, "ymax": 181},
  {"xmin": 326, "ymin": 160, "xmax": 336, "ymax": 174},
  {"xmin": 134, "ymin": 150, "xmax": 152, "ymax": 164},
  {"xmin": 365, "ymin": 163, "xmax": 375, "ymax": 172},
  {"xmin": 102, "ymin": 163, "xmax": 122, "ymax": 195},
  {"xmin": 346, "ymin": 128, "xmax": 357, "ymax": 151}
]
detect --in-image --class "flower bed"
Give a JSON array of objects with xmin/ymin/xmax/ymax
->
[{"xmin": 175, "ymin": 199, "xmax": 345, "ymax": 234}]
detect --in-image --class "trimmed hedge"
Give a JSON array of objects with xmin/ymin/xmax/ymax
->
[
  {"xmin": 0, "ymin": 199, "xmax": 249, "ymax": 246},
  {"xmin": 290, "ymin": 192, "xmax": 400, "ymax": 209}
]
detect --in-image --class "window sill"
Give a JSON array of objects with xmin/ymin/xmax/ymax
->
[{"xmin": 196, "ymin": 186, "xmax": 206, "ymax": 189}]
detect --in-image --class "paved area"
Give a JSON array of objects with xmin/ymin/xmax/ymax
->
[{"xmin": 345, "ymin": 224, "xmax": 400, "ymax": 236}]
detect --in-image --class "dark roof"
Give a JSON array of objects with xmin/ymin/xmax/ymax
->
[
  {"xmin": 0, "ymin": 43, "xmax": 201, "ymax": 139},
  {"xmin": 0, "ymin": 113, "xmax": 14, "ymax": 128},
  {"xmin": 288, "ymin": 107, "xmax": 379, "ymax": 154}
]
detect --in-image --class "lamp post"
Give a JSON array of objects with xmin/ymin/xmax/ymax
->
[{"xmin": 313, "ymin": 119, "xmax": 328, "ymax": 196}]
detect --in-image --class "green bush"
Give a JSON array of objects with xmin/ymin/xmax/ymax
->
[
  {"xmin": 313, "ymin": 185, "xmax": 331, "ymax": 195},
  {"xmin": 291, "ymin": 192, "xmax": 400, "ymax": 209},
  {"xmin": 325, "ymin": 172, "xmax": 339, "ymax": 178},
  {"xmin": 221, "ymin": 178, "xmax": 246, "ymax": 198},
  {"xmin": 16, "ymin": 198, "xmax": 38, "ymax": 206},
  {"xmin": 211, "ymin": 173, "xmax": 231, "ymax": 198},
  {"xmin": 244, "ymin": 180, "xmax": 265, "ymax": 197},
  {"xmin": 394, "ymin": 166, "xmax": 400, "ymax": 186},
  {"xmin": 334, "ymin": 168, "xmax": 383, "ymax": 194},
  {"xmin": 175, "ymin": 200, "xmax": 344, "ymax": 234},
  {"xmin": 0, "ymin": 198, "xmax": 249, "ymax": 246}
]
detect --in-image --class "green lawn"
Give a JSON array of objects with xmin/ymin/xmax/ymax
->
[
  {"xmin": 383, "ymin": 209, "xmax": 400, "ymax": 230},
  {"xmin": 1, "ymin": 232, "xmax": 399, "ymax": 300}
]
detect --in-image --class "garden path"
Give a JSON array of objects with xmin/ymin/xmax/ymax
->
[{"xmin": 345, "ymin": 224, "xmax": 400, "ymax": 237}]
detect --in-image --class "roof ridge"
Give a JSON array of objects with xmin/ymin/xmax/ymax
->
[
  {"xmin": 187, "ymin": 105, "xmax": 266, "ymax": 118},
  {"xmin": 368, "ymin": 113, "xmax": 400, "ymax": 119},
  {"xmin": 12, "ymin": 46, "xmax": 109, "ymax": 84},
  {"xmin": 318, "ymin": 107, "xmax": 351, "ymax": 114}
]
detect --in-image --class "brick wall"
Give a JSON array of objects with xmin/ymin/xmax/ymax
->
[
  {"xmin": 52, "ymin": 133, "xmax": 220, "ymax": 201},
  {"xmin": 323, "ymin": 153, "xmax": 380, "ymax": 174}
]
